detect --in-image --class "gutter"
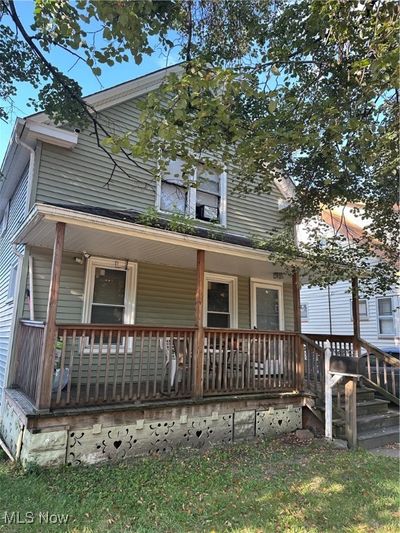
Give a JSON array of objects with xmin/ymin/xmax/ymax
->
[{"xmin": 17, "ymin": 203, "xmax": 305, "ymax": 266}]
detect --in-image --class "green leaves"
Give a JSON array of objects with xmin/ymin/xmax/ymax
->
[
  {"xmin": 1, "ymin": 0, "xmax": 398, "ymax": 291},
  {"xmin": 268, "ymin": 99, "xmax": 277, "ymax": 113}
]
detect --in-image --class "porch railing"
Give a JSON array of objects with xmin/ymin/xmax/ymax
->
[
  {"xmin": 305, "ymin": 334, "xmax": 358, "ymax": 358},
  {"xmin": 203, "ymin": 329, "xmax": 299, "ymax": 395},
  {"xmin": 52, "ymin": 325, "xmax": 196, "ymax": 408},
  {"xmin": 301, "ymin": 334, "xmax": 325, "ymax": 402},
  {"xmin": 359, "ymin": 338, "xmax": 399, "ymax": 405},
  {"xmin": 13, "ymin": 320, "xmax": 45, "ymax": 403},
  {"xmin": 12, "ymin": 321, "xmax": 399, "ymax": 410},
  {"xmin": 303, "ymin": 334, "xmax": 400, "ymax": 406}
]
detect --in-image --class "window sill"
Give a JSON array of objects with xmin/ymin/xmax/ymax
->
[{"xmin": 157, "ymin": 209, "xmax": 226, "ymax": 227}]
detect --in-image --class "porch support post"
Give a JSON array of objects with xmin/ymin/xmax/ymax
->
[
  {"xmin": 292, "ymin": 268, "xmax": 304, "ymax": 390},
  {"xmin": 351, "ymin": 277, "xmax": 360, "ymax": 357},
  {"xmin": 345, "ymin": 377, "xmax": 358, "ymax": 449},
  {"xmin": 193, "ymin": 249, "xmax": 205, "ymax": 399},
  {"xmin": 36, "ymin": 222, "xmax": 65, "ymax": 410},
  {"xmin": 292, "ymin": 268, "xmax": 302, "ymax": 333}
]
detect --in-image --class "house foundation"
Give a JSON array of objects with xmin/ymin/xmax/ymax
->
[{"xmin": 1, "ymin": 390, "xmax": 304, "ymax": 467}]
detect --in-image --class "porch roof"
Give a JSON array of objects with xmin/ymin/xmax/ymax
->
[{"xmin": 13, "ymin": 202, "xmax": 302, "ymax": 278}]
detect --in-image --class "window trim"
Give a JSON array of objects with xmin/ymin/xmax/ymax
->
[
  {"xmin": 156, "ymin": 161, "xmax": 227, "ymax": 227},
  {"xmin": 82, "ymin": 256, "xmax": 138, "ymax": 325},
  {"xmin": 6, "ymin": 263, "xmax": 19, "ymax": 304},
  {"xmin": 250, "ymin": 279, "xmax": 285, "ymax": 331},
  {"xmin": 376, "ymin": 296, "xmax": 395, "ymax": 338},
  {"xmin": 203, "ymin": 272, "xmax": 238, "ymax": 328}
]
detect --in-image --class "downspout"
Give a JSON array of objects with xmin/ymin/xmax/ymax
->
[
  {"xmin": 14, "ymin": 130, "xmax": 35, "ymax": 214},
  {"xmin": 328, "ymin": 285, "xmax": 333, "ymax": 336},
  {"xmin": 28, "ymin": 256, "xmax": 34, "ymax": 320}
]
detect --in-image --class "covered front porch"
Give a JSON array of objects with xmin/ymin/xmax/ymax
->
[{"xmin": 10, "ymin": 203, "xmax": 306, "ymax": 412}]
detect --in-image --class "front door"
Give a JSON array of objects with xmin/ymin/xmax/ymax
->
[{"xmin": 251, "ymin": 281, "xmax": 284, "ymax": 330}]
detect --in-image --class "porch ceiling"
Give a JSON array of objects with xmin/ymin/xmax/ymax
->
[{"xmin": 14, "ymin": 203, "xmax": 293, "ymax": 279}]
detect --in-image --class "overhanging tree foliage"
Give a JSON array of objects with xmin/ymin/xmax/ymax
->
[{"xmin": 1, "ymin": 0, "xmax": 398, "ymax": 294}]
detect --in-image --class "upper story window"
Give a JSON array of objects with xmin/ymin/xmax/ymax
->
[
  {"xmin": 377, "ymin": 297, "xmax": 395, "ymax": 336},
  {"xmin": 300, "ymin": 303, "xmax": 308, "ymax": 320},
  {"xmin": 0, "ymin": 201, "xmax": 10, "ymax": 237},
  {"xmin": 159, "ymin": 160, "xmax": 189, "ymax": 214},
  {"xmin": 158, "ymin": 160, "xmax": 227, "ymax": 225},
  {"xmin": 359, "ymin": 299, "xmax": 369, "ymax": 320}
]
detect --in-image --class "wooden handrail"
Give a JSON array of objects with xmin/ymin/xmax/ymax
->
[
  {"xmin": 204, "ymin": 327, "xmax": 298, "ymax": 336},
  {"xmin": 306, "ymin": 333, "xmax": 356, "ymax": 342},
  {"xmin": 359, "ymin": 337, "xmax": 399, "ymax": 405},
  {"xmin": 299, "ymin": 334, "xmax": 324, "ymax": 354},
  {"xmin": 56, "ymin": 324, "xmax": 197, "ymax": 335},
  {"xmin": 359, "ymin": 338, "xmax": 400, "ymax": 367}
]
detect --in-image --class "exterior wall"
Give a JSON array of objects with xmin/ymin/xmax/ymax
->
[
  {"xmin": 35, "ymin": 96, "xmax": 284, "ymax": 239},
  {"xmin": 301, "ymin": 281, "xmax": 400, "ymax": 350},
  {"xmin": 0, "ymin": 171, "xmax": 28, "ymax": 398},
  {"xmin": 24, "ymin": 247, "xmax": 295, "ymax": 331}
]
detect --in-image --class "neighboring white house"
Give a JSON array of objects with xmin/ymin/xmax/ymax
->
[
  {"xmin": 299, "ymin": 205, "xmax": 400, "ymax": 350},
  {"xmin": 301, "ymin": 281, "xmax": 400, "ymax": 350}
]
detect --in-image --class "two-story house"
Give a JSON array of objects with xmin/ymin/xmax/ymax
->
[{"xmin": 0, "ymin": 67, "xmax": 398, "ymax": 466}]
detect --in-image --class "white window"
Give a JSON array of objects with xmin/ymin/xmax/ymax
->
[
  {"xmin": 301, "ymin": 303, "xmax": 308, "ymax": 320},
  {"xmin": 359, "ymin": 299, "xmax": 369, "ymax": 320},
  {"xmin": 157, "ymin": 159, "xmax": 227, "ymax": 225},
  {"xmin": 351, "ymin": 298, "xmax": 369, "ymax": 321},
  {"xmin": 7, "ymin": 263, "xmax": 18, "ymax": 302},
  {"xmin": 250, "ymin": 280, "xmax": 284, "ymax": 330},
  {"xmin": 159, "ymin": 160, "xmax": 190, "ymax": 214},
  {"xmin": 82, "ymin": 257, "xmax": 137, "ymax": 325},
  {"xmin": 204, "ymin": 273, "xmax": 238, "ymax": 328},
  {"xmin": 0, "ymin": 201, "xmax": 10, "ymax": 237},
  {"xmin": 377, "ymin": 297, "xmax": 395, "ymax": 336}
]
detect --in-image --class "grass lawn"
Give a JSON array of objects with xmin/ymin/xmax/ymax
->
[{"xmin": 0, "ymin": 435, "xmax": 398, "ymax": 532}]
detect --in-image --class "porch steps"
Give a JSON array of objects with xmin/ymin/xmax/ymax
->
[
  {"xmin": 332, "ymin": 386, "xmax": 399, "ymax": 450},
  {"xmin": 357, "ymin": 426, "xmax": 400, "ymax": 450}
]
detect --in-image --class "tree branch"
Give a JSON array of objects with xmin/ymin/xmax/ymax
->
[{"xmin": 5, "ymin": 0, "xmax": 153, "ymax": 188}]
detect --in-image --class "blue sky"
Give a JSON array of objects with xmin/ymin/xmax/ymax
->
[{"xmin": 0, "ymin": 1, "xmax": 180, "ymax": 162}]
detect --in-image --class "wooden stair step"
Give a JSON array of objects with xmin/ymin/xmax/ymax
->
[
  {"xmin": 353, "ymin": 399, "xmax": 389, "ymax": 416},
  {"xmin": 333, "ymin": 388, "xmax": 375, "ymax": 402},
  {"xmin": 357, "ymin": 427, "xmax": 400, "ymax": 450}
]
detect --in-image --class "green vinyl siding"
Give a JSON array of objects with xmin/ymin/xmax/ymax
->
[
  {"xmin": 22, "ymin": 251, "xmax": 294, "ymax": 387},
  {"xmin": 23, "ymin": 251, "xmax": 292, "ymax": 331},
  {"xmin": 283, "ymin": 283, "xmax": 294, "ymax": 331},
  {"xmin": 136, "ymin": 263, "xmax": 196, "ymax": 327},
  {"xmin": 35, "ymin": 95, "xmax": 285, "ymax": 238},
  {"xmin": 23, "ymin": 247, "xmax": 85, "ymax": 323}
]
